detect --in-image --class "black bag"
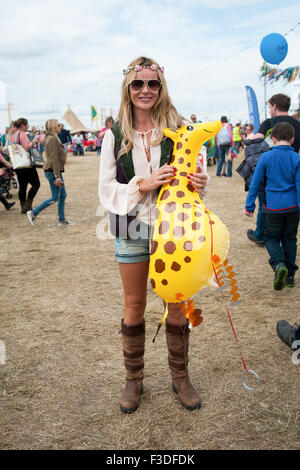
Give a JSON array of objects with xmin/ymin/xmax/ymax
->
[{"xmin": 29, "ymin": 148, "xmax": 44, "ymax": 168}]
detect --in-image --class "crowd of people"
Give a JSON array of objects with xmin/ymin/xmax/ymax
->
[
  {"xmin": 1, "ymin": 60, "xmax": 299, "ymax": 414},
  {"xmin": 0, "ymin": 117, "xmax": 114, "ymax": 221}
]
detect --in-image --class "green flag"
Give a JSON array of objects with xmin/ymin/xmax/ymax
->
[{"xmin": 91, "ymin": 105, "xmax": 98, "ymax": 121}]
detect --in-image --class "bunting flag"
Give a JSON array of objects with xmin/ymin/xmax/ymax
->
[
  {"xmin": 260, "ymin": 62, "xmax": 300, "ymax": 85},
  {"xmin": 91, "ymin": 105, "xmax": 98, "ymax": 121}
]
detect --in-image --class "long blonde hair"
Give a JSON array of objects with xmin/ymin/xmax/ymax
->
[
  {"xmin": 118, "ymin": 56, "xmax": 184, "ymax": 157},
  {"xmin": 45, "ymin": 119, "xmax": 61, "ymax": 144}
]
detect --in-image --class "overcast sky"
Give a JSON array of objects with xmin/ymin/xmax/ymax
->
[{"xmin": 0, "ymin": 0, "xmax": 299, "ymax": 130}]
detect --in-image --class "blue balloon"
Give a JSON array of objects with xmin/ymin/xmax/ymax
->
[{"xmin": 260, "ymin": 33, "xmax": 288, "ymax": 65}]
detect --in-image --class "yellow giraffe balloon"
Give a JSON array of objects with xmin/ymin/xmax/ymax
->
[{"xmin": 149, "ymin": 121, "xmax": 230, "ymax": 304}]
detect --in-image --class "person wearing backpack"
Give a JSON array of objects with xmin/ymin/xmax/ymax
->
[{"xmin": 216, "ymin": 116, "xmax": 233, "ymax": 177}]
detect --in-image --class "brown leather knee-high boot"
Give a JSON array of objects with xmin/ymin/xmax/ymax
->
[
  {"xmin": 165, "ymin": 320, "xmax": 201, "ymax": 410},
  {"xmin": 120, "ymin": 319, "xmax": 145, "ymax": 413}
]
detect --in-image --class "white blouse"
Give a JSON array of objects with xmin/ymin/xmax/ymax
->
[{"xmin": 98, "ymin": 128, "xmax": 209, "ymax": 228}]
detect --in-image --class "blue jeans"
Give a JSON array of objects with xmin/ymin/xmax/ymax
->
[
  {"xmin": 254, "ymin": 193, "xmax": 265, "ymax": 241},
  {"xmin": 32, "ymin": 171, "xmax": 67, "ymax": 222},
  {"xmin": 216, "ymin": 145, "xmax": 231, "ymax": 176},
  {"xmin": 264, "ymin": 210, "xmax": 299, "ymax": 274},
  {"xmin": 76, "ymin": 144, "xmax": 84, "ymax": 156}
]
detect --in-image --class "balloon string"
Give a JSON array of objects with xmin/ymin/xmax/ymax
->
[
  {"xmin": 152, "ymin": 304, "xmax": 169, "ymax": 343},
  {"xmin": 207, "ymin": 211, "xmax": 248, "ymax": 373}
]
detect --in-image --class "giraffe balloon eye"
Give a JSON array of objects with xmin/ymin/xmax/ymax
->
[{"xmin": 187, "ymin": 126, "xmax": 194, "ymax": 131}]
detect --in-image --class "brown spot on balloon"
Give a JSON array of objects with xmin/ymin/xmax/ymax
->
[
  {"xmin": 194, "ymin": 200, "xmax": 200, "ymax": 205},
  {"xmin": 171, "ymin": 262, "xmax": 181, "ymax": 272},
  {"xmin": 192, "ymin": 222, "xmax": 201, "ymax": 230},
  {"xmin": 184, "ymin": 256, "xmax": 192, "ymax": 263},
  {"xmin": 185, "ymin": 149, "xmax": 191, "ymax": 154},
  {"xmin": 183, "ymin": 203, "xmax": 192, "ymax": 209},
  {"xmin": 184, "ymin": 241, "xmax": 193, "ymax": 251},
  {"xmin": 164, "ymin": 241, "xmax": 176, "ymax": 255},
  {"xmin": 161, "ymin": 190, "xmax": 170, "ymax": 201},
  {"xmin": 194, "ymin": 211, "xmax": 202, "ymax": 217},
  {"xmin": 155, "ymin": 259, "xmax": 165, "ymax": 273},
  {"xmin": 174, "ymin": 226, "xmax": 185, "ymax": 238},
  {"xmin": 176, "ymin": 191, "xmax": 185, "ymax": 198},
  {"xmin": 180, "ymin": 134, "xmax": 183, "ymax": 138},
  {"xmin": 164, "ymin": 201, "xmax": 177, "ymax": 213},
  {"xmin": 178, "ymin": 157, "xmax": 184, "ymax": 164},
  {"xmin": 150, "ymin": 240, "xmax": 158, "ymax": 255},
  {"xmin": 177, "ymin": 212, "xmax": 189, "ymax": 222},
  {"xmin": 162, "ymin": 279, "xmax": 168, "ymax": 286},
  {"xmin": 159, "ymin": 221, "xmax": 170, "ymax": 234},
  {"xmin": 187, "ymin": 183, "xmax": 194, "ymax": 192},
  {"xmin": 176, "ymin": 142, "xmax": 183, "ymax": 150},
  {"xmin": 150, "ymin": 279, "xmax": 156, "ymax": 289},
  {"xmin": 170, "ymin": 154, "xmax": 175, "ymax": 163},
  {"xmin": 170, "ymin": 178, "xmax": 179, "ymax": 187},
  {"xmin": 180, "ymin": 172, "xmax": 187, "ymax": 177},
  {"xmin": 199, "ymin": 236, "xmax": 206, "ymax": 242},
  {"xmin": 187, "ymin": 162, "xmax": 191, "ymax": 168},
  {"xmin": 185, "ymin": 138, "xmax": 188, "ymax": 142}
]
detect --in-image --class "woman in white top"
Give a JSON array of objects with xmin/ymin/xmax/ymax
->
[{"xmin": 99, "ymin": 56, "xmax": 208, "ymax": 413}]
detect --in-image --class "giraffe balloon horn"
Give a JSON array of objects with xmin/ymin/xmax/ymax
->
[{"xmin": 149, "ymin": 121, "xmax": 230, "ymax": 320}]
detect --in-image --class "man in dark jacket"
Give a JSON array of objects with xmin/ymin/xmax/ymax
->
[
  {"xmin": 256, "ymin": 93, "xmax": 300, "ymax": 153},
  {"xmin": 58, "ymin": 124, "xmax": 72, "ymax": 154},
  {"xmin": 236, "ymin": 124, "xmax": 269, "ymax": 246}
]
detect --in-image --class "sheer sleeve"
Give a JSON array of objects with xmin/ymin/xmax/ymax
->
[{"xmin": 98, "ymin": 130, "xmax": 145, "ymax": 216}]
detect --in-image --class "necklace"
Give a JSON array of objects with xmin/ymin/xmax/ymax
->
[
  {"xmin": 134, "ymin": 128, "xmax": 155, "ymax": 134},
  {"xmin": 135, "ymin": 128, "xmax": 154, "ymax": 170}
]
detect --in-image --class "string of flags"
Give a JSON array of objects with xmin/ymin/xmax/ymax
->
[{"xmin": 260, "ymin": 61, "xmax": 300, "ymax": 85}]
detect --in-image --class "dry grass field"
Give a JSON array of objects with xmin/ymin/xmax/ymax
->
[{"xmin": 0, "ymin": 151, "xmax": 300, "ymax": 450}]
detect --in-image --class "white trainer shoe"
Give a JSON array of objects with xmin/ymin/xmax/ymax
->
[{"xmin": 27, "ymin": 210, "xmax": 37, "ymax": 227}]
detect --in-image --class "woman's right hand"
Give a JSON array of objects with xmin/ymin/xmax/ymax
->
[
  {"xmin": 138, "ymin": 163, "xmax": 176, "ymax": 192},
  {"xmin": 54, "ymin": 178, "xmax": 63, "ymax": 188}
]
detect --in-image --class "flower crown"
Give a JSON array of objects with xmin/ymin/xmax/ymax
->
[{"xmin": 123, "ymin": 64, "xmax": 165, "ymax": 76}]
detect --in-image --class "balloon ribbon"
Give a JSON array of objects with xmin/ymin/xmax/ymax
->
[
  {"xmin": 152, "ymin": 304, "xmax": 169, "ymax": 343},
  {"xmin": 207, "ymin": 211, "xmax": 248, "ymax": 373}
]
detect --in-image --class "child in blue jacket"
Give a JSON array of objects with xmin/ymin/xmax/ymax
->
[{"xmin": 245, "ymin": 122, "xmax": 300, "ymax": 290}]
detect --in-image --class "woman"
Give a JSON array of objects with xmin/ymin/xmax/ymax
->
[
  {"xmin": 27, "ymin": 119, "xmax": 75, "ymax": 227},
  {"xmin": 216, "ymin": 116, "xmax": 233, "ymax": 177},
  {"xmin": 99, "ymin": 57, "xmax": 209, "ymax": 413},
  {"xmin": 11, "ymin": 118, "xmax": 40, "ymax": 213},
  {"xmin": 97, "ymin": 116, "xmax": 114, "ymax": 155}
]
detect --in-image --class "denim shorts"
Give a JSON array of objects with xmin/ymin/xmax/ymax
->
[{"xmin": 114, "ymin": 237, "xmax": 150, "ymax": 263}]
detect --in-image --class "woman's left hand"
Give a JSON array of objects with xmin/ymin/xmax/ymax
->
[{"xmin": 186, "ymin": 166, "xmax": 208, "ymax": 191}]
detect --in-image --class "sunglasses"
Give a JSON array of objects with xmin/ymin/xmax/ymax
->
[{"xmin": 129, "ymin": 79, "xmax": 161, "ymax": 91}]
